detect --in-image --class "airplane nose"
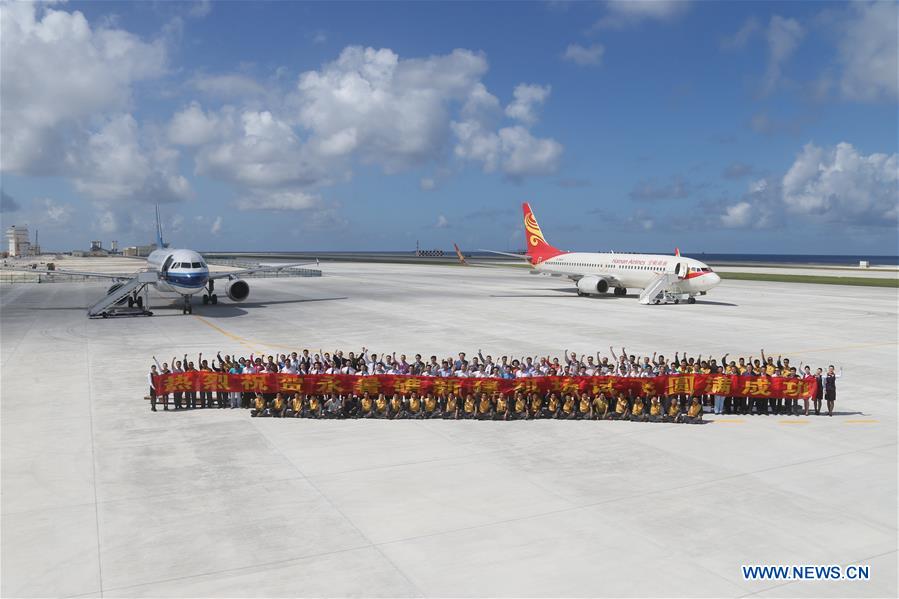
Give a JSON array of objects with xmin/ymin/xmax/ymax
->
[{"xmin": 710, "ymin": 273, "xmax": 721, "ymax": 287}]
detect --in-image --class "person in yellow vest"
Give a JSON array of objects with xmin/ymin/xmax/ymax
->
[
  {"xmin": 305, "ymin": 394, "xmax": 322, "ymax": 418},
  {"xmin": 529, "ymin": 392, "xmax": 544, "ymax": 419},
  {"xmin": 680, "ymin": 396, "xmax": 704, "ymax": 424},
  {"xmin": 477, "ymin": 393, "xmax": 494, "ymax": 420},
  {"xmin": 374, "ymin": 393, "xmax": 389, "ymax": 419},
  {"xmin": 546, "ymin": 393, "xmax": 561, "ymax": 419},
  {"xmin": 665, "ymin": 394, "xmax": 681, "ymax": 422},
  {"xmin": 647, "ymin": 396, "xmax": 664, "ymax": 422},
  {"xmin": 250, "ymin": 393, "xmax": 267, "ymax": 417},
  {"xmin": 592, "ymin": 393, "xmax": 609, "ymax": 420},
  {"xmin": 407, "ymin": 392, "xmax": 423, "ymax": 419},
  {"xmin": 561, "ymin": 392, "xmax": 577, "ymax": 420},
  {"xmin": 389, "ymin": 393, "xmax": 405, "ymax": 419},
  {"xmin": 577, "ymin": 392, "xmax": 593, "ymax": 420},
  {"xmin": 423, "ymin": 393, "xmax": 439, "ymax": 419},
  {"xmin": 359, "ymin": 392, "xmax": 374, "ymax": 418},
  {"xmin": 494, "ymin": 393, "xmax": 509, "ymax": 421},
  {"xmin": 629, "ymin": 395, "xmax": 646, "ymax": 422},
  {"xmin": 286, "ymin": 393, "xmax": 303, "ymax": 418},
  {"xmin": 443, "ymin": 393, "xmax": 459, "ymax": 420},
  {"xmin": 462, "ymin": 393, "xmax": 477, "ymax": 419},
  {"xmin": 270, "ymin": 393, "xmax": 286, "ymax": 418},
  {"xmin": 608, "ymin": 392, "xmax": 630, "ymax": 420},
  {"xmin": 512, "ymin": 392, "xmax": 528, "ymax": 420}
]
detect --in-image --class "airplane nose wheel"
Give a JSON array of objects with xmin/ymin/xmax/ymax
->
[
  {"xmin": 688, "ymin": 297, "xmax": 696, "ymax": 304},
  {"xmin": 182, "ymin": 296, "xmax": 192, "ymax": 315}
]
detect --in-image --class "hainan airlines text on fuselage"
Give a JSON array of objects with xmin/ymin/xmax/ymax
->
[{"xmin": 535, "ymin": 253, "xmax": 720, "ymax": 295}]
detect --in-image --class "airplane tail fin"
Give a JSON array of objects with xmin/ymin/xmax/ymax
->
[
  {"xmin": 522, "ymin": 202, "xmax": 564, "ymax": 264},
  {"xmin": 674, "ymin": 247, "xmax": 681, "ymax": 257},
  {"xmin": 453, "ymin": 243, "xmax": 468, "ymax": 266},
  {"xmin": 155, "ymin": 204, "xmax": 165, "ymax": 248}
]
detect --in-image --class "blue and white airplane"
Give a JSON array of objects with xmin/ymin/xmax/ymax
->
[{"xmin": 35, "ymin": 206, "xmax": 317, "ymax": 316}]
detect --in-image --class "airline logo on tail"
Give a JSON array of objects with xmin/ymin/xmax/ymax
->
[
  {"xmin": 524, "ymin": 209, "xmax": 548, "ymax": 248},
  {"xmin": 522, "ymin": 203, "xmax": 565, "ymax": 264}
]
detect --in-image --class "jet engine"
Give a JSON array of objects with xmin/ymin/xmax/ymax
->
[
  {"xmin": 226, "ymin": 279, "xmax": 250, "ymax": 302},
  {"xmin": 576, "ymin": 275, "xmax": 609, "ymax": 295}
]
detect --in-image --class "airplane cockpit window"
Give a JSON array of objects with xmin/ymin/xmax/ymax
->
[
  {"xmin": 171, "ymin": 262, "xmax": 181, "ymax": 269},
  {"xmin": 191, "ymin": 262, "xmax": 202, "ymax": 268}
]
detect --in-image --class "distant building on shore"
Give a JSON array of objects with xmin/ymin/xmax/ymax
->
[
  {"xmin": 122, "ymin": 244, "xmax": 157, "ymax": 257},
  {"xmin": 6, "ymin": 225, "xmax": 32, "ymax": 257}
]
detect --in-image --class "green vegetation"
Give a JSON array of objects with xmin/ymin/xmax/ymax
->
[{"xmin": 718, "ymin": 271, "xmax": 899, "ymax": 288}]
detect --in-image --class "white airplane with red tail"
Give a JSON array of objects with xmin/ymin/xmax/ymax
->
[{"xmin": 488, "ymin": 203, "xmax": 721, "ymax": 304}]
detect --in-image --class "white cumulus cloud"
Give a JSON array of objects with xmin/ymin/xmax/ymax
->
[
  {"xmin": 563, "ymin": 43, "xmax": 605, "ymax": 66},
  {"xmin": 73, "ymin": 114, "xmax": 191, "ymax": 204},
  {"xmin": 782, "ymin": 142, "xmax": 898, "ymax": 223},
  {"xmin": 294, "ymin": 46, "xmax": 488, "ymax": 171},
  {"xmin": 0, "ymin": 2, "xmax": 167, "ymax": 174},
  {"xmin": 505, "ymin": 84, "xmax": 551, "ymax": 125},
  {"xmin": 837, "ymin": 1, "xmax": 898, "ymax": 102},
  {"xmin": 762, "ymin": 15, "xmax": 804, "ymax": 95},
  {"xmin": 720, "ymin": 201, "xmax": 753, "ymax": 228},
  {"xmin": 594, "ymin": 0, "xmax": 691, "ymax": 29}
]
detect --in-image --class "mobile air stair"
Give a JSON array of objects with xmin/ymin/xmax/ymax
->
[
  {"xmin": 87, "ymin": 271, "xmax": 158, "ymax": 318},
  {"xmin": 639, "ymin": 273, "xmax": 689, "ymax": 305}
]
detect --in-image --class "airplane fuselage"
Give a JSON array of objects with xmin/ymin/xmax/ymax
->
[{"xmin": 534, "ymin": 252, "xmax": 721, "ymax": 294}]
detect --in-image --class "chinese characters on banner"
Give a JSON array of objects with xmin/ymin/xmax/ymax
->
[{"xmin": 153, "ymin": 373, "xmax": 818, "ymax": 399}]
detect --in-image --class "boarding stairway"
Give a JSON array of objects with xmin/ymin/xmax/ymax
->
[
  {"xmin": 639, "ymin": 273, "xmax": 680, "ymax": 305},
  {"xmin": 87, "ymin": 270, "xmax": 158, "ymax": 317}
]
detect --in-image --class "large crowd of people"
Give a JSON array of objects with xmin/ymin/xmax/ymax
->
[{"xmin": 148, "ymin": 347, "xmax": 842, "ymax": 418}]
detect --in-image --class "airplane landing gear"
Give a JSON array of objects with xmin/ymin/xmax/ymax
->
[
  {"xmin": 182, "ymin": 295, "xmax": 192, "ymax": 315},
  {"xmin": 203, "ymin": 281, "xmax": 217, "ymax": 305},
  {"xmin": 614, "ymin": 287, "xmax": 627, "ymax": 296},
  {"xmin": 687, "ymin": 296, "xmax": 696, "ymax": 304}
]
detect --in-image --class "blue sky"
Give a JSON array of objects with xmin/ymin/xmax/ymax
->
[{"xmin": 1, "ymin": 1, "xmax": 896, "ymax": 254}]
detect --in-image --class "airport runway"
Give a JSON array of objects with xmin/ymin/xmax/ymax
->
[{"xmin": 1, "ymin": 261, "xmax": 896, "ymax": 597}]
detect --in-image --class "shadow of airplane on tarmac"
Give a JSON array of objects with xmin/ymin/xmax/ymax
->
[{"xmin": 154, "ymin": 296, "xmax": 349, "ymax": 318}]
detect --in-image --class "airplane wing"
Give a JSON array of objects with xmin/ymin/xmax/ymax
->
[
  {"xmin": 207, "ymin": 260, "xmax": 320, "ymax": 280},
  {"xmin": 477, "ymin": 249, "xmax": 530, "ymax": 261},
  {"xmin": 2, "ymin": 267, "xmax": 136, "ymax": 281}
]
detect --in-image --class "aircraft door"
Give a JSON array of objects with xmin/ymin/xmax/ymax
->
[
  {"xmin": 674, "ymin": 262, "xmax": 687, "ymax": 279},
  {"xmin": 161, "ymin": 255, "xmax": 174, "ymax": 279}
]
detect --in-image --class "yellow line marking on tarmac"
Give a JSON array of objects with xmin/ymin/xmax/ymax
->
[
  {"xmin": 845, "ymin": 419, "xmax": 879, "ymax": 424},
  {"xmin": 192, "ymin": 315, "xmax": 295, "ymax": 353},
  {"xmin": 192, "ymin": 315, "xmax": 258, "ymax": 351}
]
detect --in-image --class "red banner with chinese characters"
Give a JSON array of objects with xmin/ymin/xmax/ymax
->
[{"xmin": 152, "ymin": 373, "xmax": 818, "ymax": 399}]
